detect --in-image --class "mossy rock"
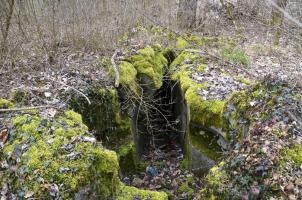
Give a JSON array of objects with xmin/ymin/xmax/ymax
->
[
  {"xmin": 1, "ymin": 110, "xmax": 119, "ymax": 199},
  {"xmin": 0, "ymin": 110, "xmax": 168, "ymax": 199},
  {"xmin": 199, "ymin": 78, "xmax": 301, "ymax": 199}
]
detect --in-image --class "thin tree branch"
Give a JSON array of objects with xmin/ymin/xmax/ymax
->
[
  {"xmin": 49, "ymin": 78, "xmax": 91, "ymax": 105},
  {"xmin": 266, "ymin": 0, "xmax": 302, "ymax": 28}
]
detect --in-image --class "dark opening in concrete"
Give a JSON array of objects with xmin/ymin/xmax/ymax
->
[{"xmin": 132, "ymin": 76, "xmax": 188, "ymax": 159}]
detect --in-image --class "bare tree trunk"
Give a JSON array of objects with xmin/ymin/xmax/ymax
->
[
  {"xmin": 0, "ymin": 0, "xmax": 15, "ymax": 55},
  {"xmin": 271, "ymin": 0, "xmax": 288, "ymax": 45},
  {"xmin": 177, "ymin": 0, "xmax": 197, "ymax": 30}
]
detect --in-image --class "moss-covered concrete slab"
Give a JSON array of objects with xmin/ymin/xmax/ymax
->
[{"xmin": 0, "ymin": 110, "xmax": 168, "ymax": 199}]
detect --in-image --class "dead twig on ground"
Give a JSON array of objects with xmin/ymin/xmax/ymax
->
[
  {"xmin": 0, "ymin": 105, "xmax": 56, "ymax": 113},
  {"xmin": 49, "ymin": 78, "xmax": 91, "ymax": 105}
]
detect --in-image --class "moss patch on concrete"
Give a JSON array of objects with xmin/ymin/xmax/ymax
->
[
  {"xmin": 1, "ymin": 111, "xmax": 120, "ymax": 199},
  {"xmin": 170, "ymin": 51, "xmax": 206, "ymax": 92},
  {"xmin": 170, "ymin": 50, "xmax": 226, "ymax": 130},
  {"xmin": 189, "ymin": 127, "xmax": 223, "ymax": 161},
  {"xmin": 119, "ymin": 61, "xmax": 140, "ymax": 94},
  {"xmin": 0, "ymin": 110, "xmax": 168, "ymax": 199},
  {"xmin": 118, "ymin": 142, "xmax": 137, "ymax": 175},
  {"xmin": 186, "ymin": 87, "xmax": 226, "ymax": 129},
  {"xmin": 69, "ymin": 88, "xmax": 132, "ymax": 144},
  {"xmin": 128, "ymin": 46, "xmax": 168, "ymax": 89}
]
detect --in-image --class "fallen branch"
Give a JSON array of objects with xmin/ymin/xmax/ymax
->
[
  {"xmin": 0, "ymin": 105, "xmax": 56, "ymax": 113},
  {"xmin": 111, "ymin": 49, "xmax": 120, "ymax": 88}
]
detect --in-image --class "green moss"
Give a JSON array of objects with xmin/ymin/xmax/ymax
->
[
  {"xmin": 101, "ymin": 56, "xmax": 114, "ymax": 77},
  {"xmin": 235, "ymin": 76, "xmax": 252, "ymax": 85},
  {"xmin": 118, "ymin": 142, "xmax": 137, "ymax": 175},
  {"xmin": 170, "ymin": 51, "xmax": 206, "ymax": 93},
  {"xmin": 186, "ymin": 87, "xmax": 226, "ymax": 129},
  {"xmin": 222, "ymin": 46, "xmax": 250, "ymax": 66},
  {"xmin": 65, "ymin": 110, "xmax": 83, "ymax": 124},
  {"xmin": 176, "ymin": 38, "xmax": 189, "ymax": 49},
  {"xmin": 130, "ymin": 46, "xmax": 168, "ymax": 89},
  {"xmin": 187, "ymin": 175, "xmax": 195, "ymax": 186},
  {"xmin": 2, "ymin": 111, "xmax": 121, "ymax": 199},
  {"xmin": 199, "ymin": 162, "xmax": 228, "ymax": 199},
  {"xmin": 189, "ymin": 127, "xmax": 223, "ymax": 161},
  {"xmin": 118, "ymin": 183, "xmax": 168, "ymax": 200},
  {"xmin": 189, "ymin": 35, "xmax": 205, "ymax": 46},
  {"xmin": 0, "ymin": 98, "xmax": 14, "ymax": 109},
  {"xmin": 178, "ymin": 183, "xmax": 194, "ymax": 198},
  {"xmin": 119, "ymin": 61, "xmax": 137, "ymax": 85},
  {"xmin": 170, "ymin": 51, "xmax": 198, "ymax": 69},
  {"xmin": 119, "ymin": 61, "xmax": 140, "ymax": 94},
  {"xmin": 69, "ymin": 87, "xmax": 132, "ymax": 143},
  {"xmin": 281, "ymin": 144, "xmax": 302, "ymax": 167},
  {"xmin": 198, "ymin": 64, "xmax": 207, "ymax": 73},
  {"xmin": 206, "ymin": 162, "xmax": 227, "ymax": 186},
  {"xmin": 181, "ymin": 158, "xmax": 190, "ymax": 170}
]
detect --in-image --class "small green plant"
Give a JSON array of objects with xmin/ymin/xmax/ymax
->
[
  {"xmin": 222, "ymin": 46, "xmax": 250, "ymax": 66},
  {"xmin": 281, "ymin": 144, "xmax": 302, "ymax": 167}
]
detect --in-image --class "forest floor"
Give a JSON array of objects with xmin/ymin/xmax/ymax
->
[{"xmin": 122, "ymin": 143, "xmax": 202, "ymax": 200}]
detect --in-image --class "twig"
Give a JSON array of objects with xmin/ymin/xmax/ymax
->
[
  {"xmin": 0, "ymin": 105, "xmax": 56, "ymax": 113},
  {"xmin": 50, "ymin": 78, "xmax": 91, "ymax": 105},
  {"xmin": 111, "ymin": 49, "xmax": 120, "ymax": 88}
]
